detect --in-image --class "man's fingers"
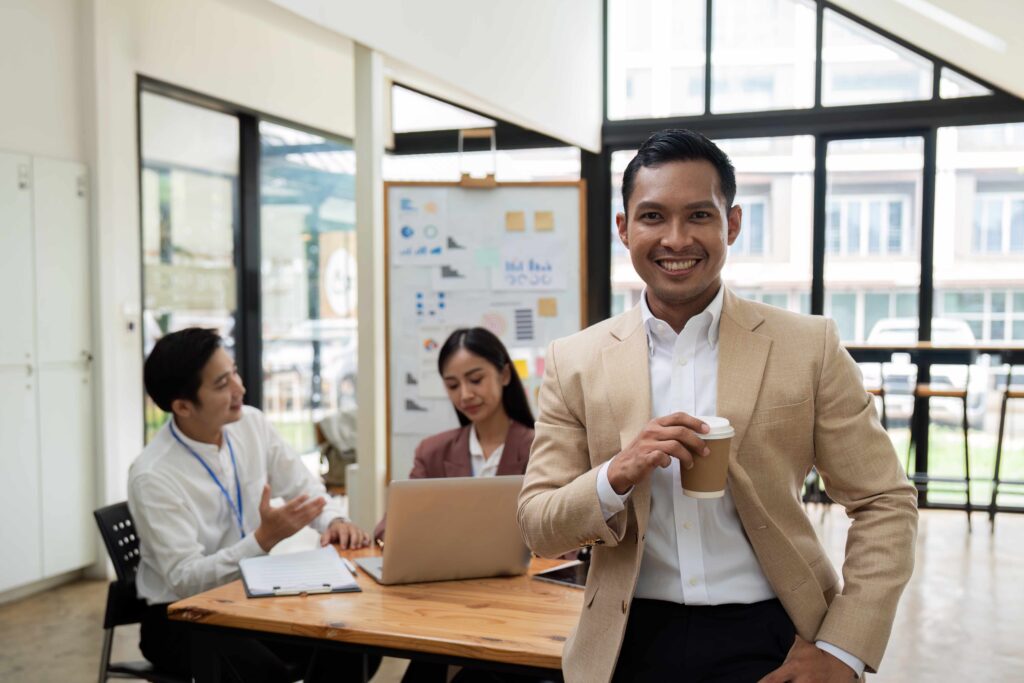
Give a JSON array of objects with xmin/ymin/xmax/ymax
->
[
  {"xmin": 259, "ymin": 484, "xmax": 271, "ymax": 511},
  {"xmin": 655, "ymin": 412, "xmax": 709, "ymax": 433},
  {"xmin": 657, "ymin": 426, "xmax": 710, "ymax": 456},
  {"xmin": 283, "ymin": 493, "xmax": 310, "ymax": 509},
  {"xmin": 319, "ymin": 529, "xmax": 332, "ymax": 547},
  {"xmin": 642, "ymin": 450, "xmax": 673, "ymax": 469},
  {"xmin": 756, "ymin": 665, "xmax": 791, "ymax": 683},
  {"xmin": 336, "ymin": 526, "xmax": 351, "ymax": 549}
]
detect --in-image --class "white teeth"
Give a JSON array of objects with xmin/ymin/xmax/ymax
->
[{"xmin": 660, "ymin": 259, "xmax": 697, "ymax": 271}]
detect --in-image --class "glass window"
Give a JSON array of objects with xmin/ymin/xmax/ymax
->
[
  {"xmin": 140, "ymin": 92, "xmax": 240, "ymax": 442},
  {"xmin": 711, "ymin": 0, "xmax": 815, "ymax": 113},
  {"xmin": 719, "ymin": 136, "xmax": 814, "ymax": 311},
  {"xmin": 260, "ymin": 122, "xmax": 358, "ymax": 453},
  {"xmin": 936, "ymin": 124, "xmax": 1024, "ymax": 344},
  {"xmin": 825, "ymin": 137, "xmax": 923, "ymax": 342},
  {"xmin": 828, "ymin": 293, "xmax": 857, "ymax": 341},
  {"xmin": 607, "ymin": 0, "xmax": 706, "ymax": 120},
  {"xmin": 822, "ymin": 9, "xmax": 932, "ymax": 107},
  {"xmin": 939, "ymin": 68, "xmax": 992, "ymax": 99}
]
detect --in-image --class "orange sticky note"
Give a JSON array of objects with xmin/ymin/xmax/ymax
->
[
  {"xmin": 513, "ymin": 358, "xmax": 530, "ymax": 379},
  {"xmin": 537, "ymin": 297, "xmax": 558, "ymax": 317},
  {"xmin": 534, "ymin": 211, "xmax": 555, "ymax": 231},
  {"xmin": 505, "ymin": 211, "xmax": 526, "ymax": 232}
]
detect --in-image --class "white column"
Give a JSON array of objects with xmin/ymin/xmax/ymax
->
[{"xmin": 352, "ymin": 43, "xmax": 387, "ymax": 530}]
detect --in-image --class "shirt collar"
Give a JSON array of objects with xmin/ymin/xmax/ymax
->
[
  {"xmin": 467, "ymin": 425, "xmax": 483, "ymax": 457},
  {"xmin": 639, "ymin": 285, "xmax": 725, "ymax": 353},
  {"xmin": 170, "ymin": 417, "xmax": 225, "ymax": 458}
]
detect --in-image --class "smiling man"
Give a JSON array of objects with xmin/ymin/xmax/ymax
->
[
  {"xmin": 128, "ymin": 327, "xmax": 374, "ymax": 682},
  {"xmin": 518, "ymin": 129, "xmax": 918, "ymax": 683}
]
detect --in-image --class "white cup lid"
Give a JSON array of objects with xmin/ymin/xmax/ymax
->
[{"xmin": 694, "ymin": 416, "xmax": 734, "ymax": 439}]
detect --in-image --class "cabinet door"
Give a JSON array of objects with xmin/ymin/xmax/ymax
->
[
  {"xmin": 39, "ymin": 366, "xmax": 96, "ymax": 576},
  {"xmin": 0, "ymin": 152, "xmax": 36, "ymax": 366},
  {"xmin": 0, "ymin": 365, "xmax": 42, "ymax": 591},
  {"xmin": 33, "ymin": 158, "xmax": 91, "ymax": 364}
]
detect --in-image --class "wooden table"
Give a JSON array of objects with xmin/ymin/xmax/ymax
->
[{"xmin": 168, "ymin": 547, "xmax": 582, "ymax": 681}]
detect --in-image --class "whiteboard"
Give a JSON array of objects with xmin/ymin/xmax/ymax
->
[{"xmin": 385, "ymin": 181, "xmax": 586, "ymax": 480}]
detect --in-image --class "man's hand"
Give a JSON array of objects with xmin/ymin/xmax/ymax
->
[
  {"xmin": 757, "ymin": 636, "xmax": 857, "ymax": 683},
  {"xmin": 253, "ymin": 485, "xmax": 327, "ymax": 552},
  {"xmin": 320, "ymin": 518, "xmax": 371, "ymax": 549},
  {"xmin": 606, "ymin": 412, "xmax": 710, "ymax": 494}
]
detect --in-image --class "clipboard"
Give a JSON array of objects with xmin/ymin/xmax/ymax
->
[{"xmin": 240, "ymin": 547, "xmax": 361, "ymax": 598}]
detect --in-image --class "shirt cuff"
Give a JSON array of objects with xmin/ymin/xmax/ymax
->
[
  {"xmin": 815, "ymin": 640, "xmax": 864, "ymax": 679},
  {"xmin": 596, "ymin": 458, "xmax": 632, "ymax": 521},
  {"xmin": 239, "ymin": 531, "xmax": 269, "ymax": 558}
]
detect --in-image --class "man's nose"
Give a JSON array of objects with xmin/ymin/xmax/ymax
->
[{"xmin": 660, "ymin": 219, "xmax": 695, "ymax": 250}]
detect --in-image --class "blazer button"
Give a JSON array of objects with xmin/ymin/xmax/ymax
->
[{"xmin": 621, "ymin": 600, "xmax": 628, "ymax": 614}]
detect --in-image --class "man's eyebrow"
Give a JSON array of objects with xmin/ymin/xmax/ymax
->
[
  {"xmin": 633, "ymin": 200, "xmax": 666, "ymax": 211},
  {"xmin": 682, "ymin": 200, "xmax": 719, "ymax": 211}
]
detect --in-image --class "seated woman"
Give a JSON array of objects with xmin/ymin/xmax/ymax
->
[{"xmin": 375, "ymin": 326, "xmax": 534, "ymax": 544}]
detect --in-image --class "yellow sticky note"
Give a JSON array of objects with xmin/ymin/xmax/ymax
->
[
  {"xmin": 505, "ymin": 211, "xmax": 526, "ymax": 232},
  {"xmin": 537, "ymin": 297, "xmax": 558, "ymax": 317},
  {"xmin": 534, "ymin": 211, "xmax": 555, "ymax": 231},
  {"xmin": 513, "ymin": 358, "xmax": 530, "ymax": 379}
]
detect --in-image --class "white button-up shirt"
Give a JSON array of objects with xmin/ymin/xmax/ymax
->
[
  {"xmin": 128, "ymin": 406, "xmax": 346, "ymax": 604},
  {"xmin": 468, "ymin": 426, "xmax": 505, "ymax": 478},
  {"xmin": 596, "ymin": 287, "xmax": 863, "ymax": 676}
]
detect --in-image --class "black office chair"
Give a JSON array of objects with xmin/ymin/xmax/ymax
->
[{"xmin": 93, "ymin": 502, "xmax": 188, "ymax": 683}]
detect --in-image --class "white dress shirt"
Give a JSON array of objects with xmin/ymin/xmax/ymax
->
[
  {"xmin": 596, "ymin": 288, "xmax": 864, "ymax": 677},
  {"xmin": 128, "ymin": 406, "xmax": 346, "ymax": 604},
  {"xmin": 468, "ymin": 426, "xmax": 504, "ymax": 478}
]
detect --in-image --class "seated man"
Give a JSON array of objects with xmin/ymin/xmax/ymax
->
[{"xmin": 128, "ymin": 327, "xmax": 376, "ymax": 682}]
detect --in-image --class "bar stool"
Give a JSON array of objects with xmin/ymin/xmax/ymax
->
[
  {"xmin": 906, "ymin": 355, "xmax": 973, "ymax": 529},
  {"xmin": 990, "ymin": 354, "xmax": 1024, "ymax": 523}
]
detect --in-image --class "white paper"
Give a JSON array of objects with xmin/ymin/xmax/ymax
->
[
  {"xmin": 417, "ymin": 325, "xmax": 454, "ymax": 398},
  {"xmin": 492, "ymin": 237, "xmax": 567, "ymax": 291},
  {"xmin": 391, "ymin": 190, "xmax": 448, "ymax": 265},
  {"xmin": 240, "ymin": 547, "xmax": 358, "ymax": 596}
]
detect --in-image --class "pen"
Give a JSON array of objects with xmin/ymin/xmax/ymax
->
[{"xmin": 342, "ymin": 558, "xmax": 357, "ymax": 574}]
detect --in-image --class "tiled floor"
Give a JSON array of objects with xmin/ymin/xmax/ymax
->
[{"xmin": 1, "ymin": 507, "xmax": 1021, "ymax": 682}]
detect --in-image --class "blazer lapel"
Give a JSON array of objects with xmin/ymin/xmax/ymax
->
[
  {"xmin": 600, "ymin": 307, "xmax": 654, "ymax": 535},
  {"xmin": 496, "ymin": 422, "xmax": 528, "ymax": 476},
  {"xmin": 717, "ymin": 290, "xmax": 771, "ymax": 504},
  {"xmin": 442, "ymin": 426, "xmax": 473, "ymax": 477}
]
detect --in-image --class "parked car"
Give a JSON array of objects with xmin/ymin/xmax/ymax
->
[{"xmin": 859, "ymin": 318, "xmax": 988, "ymax": 429}]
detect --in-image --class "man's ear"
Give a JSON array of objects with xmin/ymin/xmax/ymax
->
[
  {"xmin": 170, "ymin": 397, "xmax": 194, "ymax": 419},
  {"xmin": 726, "ymin": 204, "xmax": 743, "ymax": 246},
  {"xmin": 615, "ymin": 212, "xmax": 629, "ymax": 249}
]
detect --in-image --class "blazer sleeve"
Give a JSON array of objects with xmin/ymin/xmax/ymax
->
[
  {"xmin": 517, "ymin": 340, "xmax": 629, "ymax": 558},
  {"xmin": 373, "ymin": 438, "xmax": 434, "ymax": 543},
  {"xmin": 812, "ymin": 319, "xmax": 919, "ymax": 672}
]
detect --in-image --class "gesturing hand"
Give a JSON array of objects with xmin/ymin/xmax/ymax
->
[
  {"xmin": 253, "ymin": 484, "xmax": 326, "ymax": 552},
  {"xmin": 757, "ymin": 636, "xmax": 857, "ymax": 683},
  {"xmin": 606, "ymin": 412, "xmax": 710, "ymax": 494},
  {"xmin": 320, "ymin": 519, "xmax": 371, "ymax": 549}
]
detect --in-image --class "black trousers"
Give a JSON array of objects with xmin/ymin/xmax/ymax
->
[
  {"xmin": 611, "ymin": 598, "xmax": 796, "ymax": 683},
  {"xmin": 141, "ymin": 603, "xmax": 380, "ymax": 683}
]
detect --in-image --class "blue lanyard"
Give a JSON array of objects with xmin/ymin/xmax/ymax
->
[{"xmin": 170, "ymin": 422, "xmax": 245, "ymax": 539}]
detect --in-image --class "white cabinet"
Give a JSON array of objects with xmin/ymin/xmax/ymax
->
[{"xmin": 0, "ymin": 152, "xmax": 95, "ymax": 592}]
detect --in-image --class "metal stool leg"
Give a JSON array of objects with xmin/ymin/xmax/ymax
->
[
  {"xmin": 962, "ymin": 394, "xmax": 972, "ymax": 531},
  {"xmin": 990, "ymin": 392, "xmax": 1010, "ymax": 523},
  {"xmin": 97, "ymin": 628, "xmax": 113, "ymax": 683}
]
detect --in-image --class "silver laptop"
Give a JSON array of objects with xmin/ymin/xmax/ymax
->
[{"xmin": 356, "ymin": 475, "xmax": 531, "ymax": 585}]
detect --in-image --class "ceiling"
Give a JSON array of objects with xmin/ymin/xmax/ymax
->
[{"xmin": 832, "ymin": 0, "xmax": 1024, "ymax": 100}]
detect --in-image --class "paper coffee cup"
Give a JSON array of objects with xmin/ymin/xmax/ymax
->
[{"xmin": 680, "ymin": 416, "xmax": 734, "ymax": 499}]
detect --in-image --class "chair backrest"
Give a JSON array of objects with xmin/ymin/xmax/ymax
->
[{"xmin": 93, "ymin": 502, "xmax": 142, "ymax": 583}]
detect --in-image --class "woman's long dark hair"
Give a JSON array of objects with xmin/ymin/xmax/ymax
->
[{"xmin": 437, "ymin": 327, "xmax": 535, "ymax": 429}]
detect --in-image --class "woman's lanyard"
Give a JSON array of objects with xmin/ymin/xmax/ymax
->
[{"xmin": 169, "ymin": 422, "xmax": 245, "ymax": 539}]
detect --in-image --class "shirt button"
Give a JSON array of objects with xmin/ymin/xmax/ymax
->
[
  {"xmin": 682, "ymin": 521, "xmax": 692, "ymax": 530},
  {"xmin": 689, "ymin": 577, "xmax": 700, "ymax": 587},
  {"xmin": 678, "ymin": 357, "xmax": 688, "ymax": 366}
]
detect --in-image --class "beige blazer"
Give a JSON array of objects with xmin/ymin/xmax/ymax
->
[{"xmin": 518, "ymin": 289, "xmax": 917, "ymax": 683}]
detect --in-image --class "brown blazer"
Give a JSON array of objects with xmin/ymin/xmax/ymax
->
[
  {"xmin": 374, "ymin": 420, "xmax": 534, "ymax": 543},
  {"xmin": 517, "ymin": 289, "xmax": 918, "ymax": 683}
]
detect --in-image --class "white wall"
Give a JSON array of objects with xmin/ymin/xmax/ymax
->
[
  {"xmin": 0, "ymin": 0, "xmax": 87, "ymax": 160},
  {"xmin": 269, "ymin": 0, "xmax": 604, "ymax": 152}
]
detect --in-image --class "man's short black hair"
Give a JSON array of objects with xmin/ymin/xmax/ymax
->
[
  {"xmin": 144, "ymin": 328, "xmax": 222, "ymax": 412},
  {"xmin": 621, "ymin": 128, "xmax": 737, "ymax": 213}
]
